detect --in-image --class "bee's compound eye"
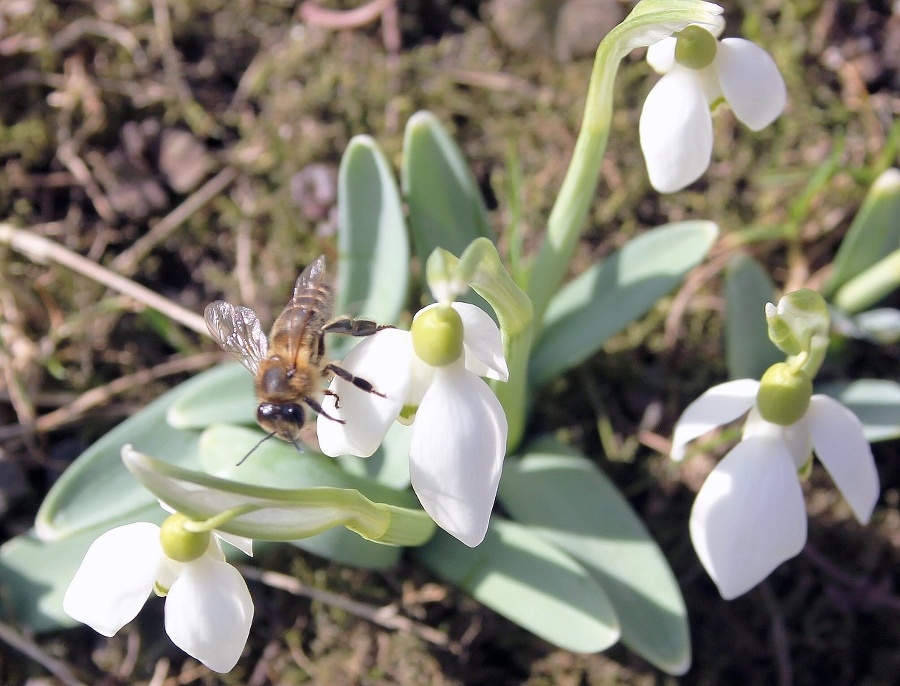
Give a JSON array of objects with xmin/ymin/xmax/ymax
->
[
  {"xmin": 257, "ymin": 403, "xmax": 278, "ymax": 423},
  {"xmin": 281, "ymin": 403, "xmax": 305, "ymax": 426}
]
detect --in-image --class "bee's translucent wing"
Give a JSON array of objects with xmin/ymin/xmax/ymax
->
[
  {"xmin": 292, "ymin": 254, "xmax": 327, "ymax": 299},
  {"xmin": 204, "ymin": 301, "xmax": 268, "ymax": 375}
]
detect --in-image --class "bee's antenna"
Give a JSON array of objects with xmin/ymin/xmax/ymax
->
[{"xmin": 237, "ymin": 431, "xmax": 276, "ymax": 466}]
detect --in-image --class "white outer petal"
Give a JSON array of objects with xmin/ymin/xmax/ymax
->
[
  {"xmin": 646, "ymin": 36, "xmax": 676, "ymax": 74},
  {"xmin": 63, "ymin": 522, "xmax": 163, "ymax": 636},
  {"xmin": 409, "ymin": 362, "xmax": 508, "ymax": 547},
  {"xmin": 807, "ymin": 395, "xmax": 880, "ymax": 524},
  {"xmin": 317, "ymin": 329, "xmax": 410, "ymax": 458},
  {"xmin": 671, "ymin": 379, "xmax": 759, "ymax": 460},
  {"xmin": 639, "ymin": 69, "xmax": 714, "ymax": 193},
  {"xmin": 451, "ymin": 302, "xmax": 508, "ymax": 381},
  {"xmin": 690, "ymin": 436, "xmax": 807, "ymax": 599},
  {"xmin": 715, "ymin": 38, "xmax": 786, "ymax": 131},
  {"xmin": 743, "ymin": 407, "xmax": 812, "ymax": 470},
  {"xmin": 214, "ymin": 531, "xmax": 253, "ymax": 557},
  {"xmin": 164, "ymin": 555, "xmax": 254, "ymax": 673}
]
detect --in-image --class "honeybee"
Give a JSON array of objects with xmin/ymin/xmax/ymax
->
[{"xmin": 204, "ymin": 255, "xmax": 385, "ymax": 455}]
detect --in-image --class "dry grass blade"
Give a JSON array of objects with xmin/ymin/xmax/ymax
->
[
  {"xmin": 0, "ymin": 353, "xmax": 220, "ymax": 440},
  {"xmin": 239, "ymin": 566, "xmax": 450, "ymax": 647},
  {"xmin": 0, "ymin": 620, "xmax": 87, "ymax": 686},
  {"xmin": 0, "ymin": 224, "xmax": 208, "ymax": 336}
]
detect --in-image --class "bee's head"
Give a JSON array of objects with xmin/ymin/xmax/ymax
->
[{"xmin": 257, "ymin": 402, "xmax": 306, "ymax": 442}]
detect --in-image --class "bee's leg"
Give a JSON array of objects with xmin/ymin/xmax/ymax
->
[
  {"xmin": 322, "ymin": 315, "xmax": 392, "ymax": 338},
  {"xmin": 323, "ymin": 388, "xmax": 341, "ymax": 409},
  {"xmin": 325, "ymin": 363, "xmax": 387, "ymax": 397},
  {"xmin": 305, "ymin": 396, "xmax": 346, "ymax": 424}
]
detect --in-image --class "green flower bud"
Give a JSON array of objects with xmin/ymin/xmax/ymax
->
[
  {"xmin": 159, "ymin": 513, "xmax": 210, "ymax": 563},
  {"xmin": 756, "ymin": 362, "xmax": 813, "ymax": 426},
  {"xmin": 674, "ymin": 26, "xmax": 718, "ymax": 70},
  {"xmin": 411, "ymin": 305, "xmax": 464, "ymax": 367}
]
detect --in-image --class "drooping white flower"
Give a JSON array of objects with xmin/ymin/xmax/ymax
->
[
  {"xmin": 64, "ymin": 514, "xmax": 254, "ymax": 673},
  {"xmin": 317, "ymin": 301, "xmax": 508, "ymax": 547},
  {"xmin": 672, "ymin": 379, "xmax": 879, "ymax": 599},
  {"xmin": 639, "ymin": 25, "xmax": 786, "ymax": 193}
]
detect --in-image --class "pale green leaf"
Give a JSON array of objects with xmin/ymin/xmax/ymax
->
[
  {"xmin": 337, "ymin": 421, "xmax": 411, "ymax": 489},
  {"xmin": 817, "ymin": 379, "xmax": 900, "ymax": 442},
  {"xmin": 402, "ymin": 111, "xmax": 492, "ymax": 265},
  {"xmin": 166, "ymin": 363, "xmax": 256, "ymax": 429},
  {"xmin": 724, "ymin": 253, "xmax": 782, "ymax": 380},
  {"xmin": 415, "ymin": 518, "xmax": 620, "ymax": 653},
  {"xmin": 197, "ymin": 424, "xmax": 416, "ymax": 507},
  {"xmin": 334, "ymin": 135, "xmax": 409, "ymax": 330},
  {"xmin": 498, "ymin": 440, "xmax": 691, "ymax": 675},
  {"xmin": 832, "ymin": 248, "xmax": 900, "ymax": 314},
  {"xmin": 0, "ymin": 503, "xmax": 164, "ymax": 632},
  {"xmin": 35, "ymin": 379, "xmax": 204, "ymax": 541},
  {"xmin": 124, "ymin": 447, "xmax": 434, "ymax": 547},
  {"xmin": 824, "ymin": 168, "xmax": 900, "ymax": 298},
  {"xmin": 530, "ymin": 221, "xmax": 718, "ymax": 386}
]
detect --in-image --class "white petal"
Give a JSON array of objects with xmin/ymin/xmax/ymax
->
[
  {"xmin": 671, "ymin": 379, "xmax": 760, "ymax": 461},
  {"xmin": 451, "ymin": 302, "xmax": 508, "ymax": 381},
  {"xmin": 639, "ymin": 69, "xmax": 714, "ymax": 193},
  {"xmin": 214, "ymin": 531, "xmax": 253, "ymax": 557},
  {"xmin": 164, "ymin": 556, "xmax": 254, "ymax": 673},
  {"xmin": 63, "ymin": 523, "xmax": 163, "ymax": 637},
  {"xmin": 405, "ymin": 353, "xmax": 435, "ymax": 409},
  {"xmin": 317, "ymin": 329, "xmax": 410, "ymax": 458},
  {"xmin": 409, "ymin": 363, "xmax": 508, "ymax": 547},
  {"xmin": 690, "ymin": 436, "xmax": 807, "ymax": 599},
  {"xmin": 743, "ymin": 407, "xmax": 812, "ymax": 469},
  {"xmin": 715, "ymin": 38, "xmax": 786, "ymax": 131},
  {"xmin": 646, "ymin": 37, "xmax": 676, "ymax": 74},
  {"xmin": 807, "ymin": 395, "xmax": 880, "ymax": 524}
]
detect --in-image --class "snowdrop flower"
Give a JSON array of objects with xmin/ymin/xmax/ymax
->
[
  {"xmin": 64, "ymin": 511, "xmax": 254, "ymax": 672},
  {"xmin": 317, "ymin": 301, "xmax": 508, "ymax": 547},
  {"xmin": 671, "ymin": 371, "xmax": 879, "ymax": 599},
  {"xmin": 640, "ymin": 24, "xmax": 786, "ymax": 193}
]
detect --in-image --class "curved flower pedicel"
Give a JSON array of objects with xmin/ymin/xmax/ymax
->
[
  {"xmin": 64, "ymin": 508, "xmax": 254, "ymax": 673},
  {"xmin": 671, "ymin": 376, "xmax": 879, "ymax": 600},
  {"xmin": 639, "ymin": 24, "xmax": 786, "ymax": 193},
  {"xmin": 317, "ymin": 301, "xmax": 509, "ymax": 547}
]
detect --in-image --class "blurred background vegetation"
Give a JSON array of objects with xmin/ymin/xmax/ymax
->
[{"xmin": 0, "ymin": 0, "xmax": 897, "ymax": 683}]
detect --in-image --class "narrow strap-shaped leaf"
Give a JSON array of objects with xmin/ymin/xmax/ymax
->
[
  {"xmin": 530, "ymin": 220, "xmax": 718, "ymax": 387},
  {"xmin": 498, "ymin": 440, "xmax": 691, "ymax": 674},
  {"xmin": 335, "ymin": 135, "xmax": 410, "ymax": 328},
  {"xmin": 724, "ymin": 253, "xmax": 782, "ymax": 380},
  {"xmin": 402, "ymin": 111, "xmax": 492, "ymax": 265},
  {"xmin": 35, "ymin": 377, "xmax": 205, "ymax": 541},
  {"xmin": 123, "ymin": 447, "xmax": 435, "ymax": 546},
  {"xmin": 414, "ymin": 517, "xmax": 620, "ymax": 653},
  {"xmin": 824, "ymin": 168, "xmax": 900, "ymax": 299},
  {"xmin": 167, "ymin": 362, "xmax": 256, "ymax": 429},
  {"xmin": 817, "ymin": 379, "xmax": 900, "ymax": 442},
  {"xmin": 0, "ymin": 502, "xmax": 165, "ymax": 632}
]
